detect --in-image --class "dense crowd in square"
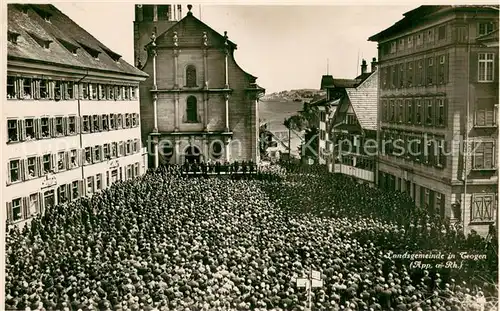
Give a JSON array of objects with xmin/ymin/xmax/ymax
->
[{"xmin": 5, "ymin": 163, "xmax": 498, "ymax": 311}]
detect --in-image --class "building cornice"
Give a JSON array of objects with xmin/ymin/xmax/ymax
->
[
  {"xmin": 7, "ymin": 57, "xmax": 148, "ymax": 82},
  {"xmin": 150, "ymin": 88, "xmax": 233, "ymax": 94},
  {"xmin": 150, "ymin": 131, "xmax": 233, "ymax": 137}
]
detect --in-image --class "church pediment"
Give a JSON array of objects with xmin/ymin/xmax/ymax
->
[{"xmin": 150, "ymin": 13, "xmax": 237, "ymax": 50}]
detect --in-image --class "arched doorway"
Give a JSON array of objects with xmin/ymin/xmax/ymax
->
[{"xmin": 184, "ymin": 145, "xmax": 201, "ymax": 164}]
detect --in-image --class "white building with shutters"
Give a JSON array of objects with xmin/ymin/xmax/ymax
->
[{"xmin": 4, "ymin": 4, "xmax": 148, "ymax": 227}]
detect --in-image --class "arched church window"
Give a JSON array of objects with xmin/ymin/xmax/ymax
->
[
  {"xmin": 186, "ymin": 96, "xmax": 198, "ymax": 122},
  {"xmin": 186, "ymin": 65, "xmax": 197, "ymax": 87}
]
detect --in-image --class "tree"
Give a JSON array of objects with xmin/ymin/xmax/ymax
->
[
  {"xmin": 283, "ymin": 101, "xmax": 320, "ymax": 162},
  {"xmin": 259, "ymin": 122, "xmax": 271, "ymax": 159}
]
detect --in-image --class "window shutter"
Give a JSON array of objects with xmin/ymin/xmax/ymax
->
[
  {"xmin": 18, "ymin": 119, "xmax": 25, "ymax": 141},
  {"xmin": 442, "ymin": 140, "xmax": 447, "ymax": 168},
  {"xmin": 6, "ymin": 202, "xmax": 13, "ymax": 223},
  {"xmin": 15, "ymin": 78, "xmax": 20, "ymax": 99},
  {"xmin": 434, "ymin": 56, "xmax": 439, "ymax": 85},
  {"xmin": 62, "ymin": 117, "xmax": 68, "ymax": 136},
  {"xmin": 7, "ymin": 162, "xmax": 11, "ymax": 185},
  {"xmin": 33, "ymin": 80, "xmax": 40, "ymax": 99},
  {"xmin": 60, "ymin": 82, "xmax": 66, "ymax": 100},
  {"xmin": 38, "ymin": 192, "xmax": 43, "ymax": 215},
  {"xmin": 443, "ymin": 99, "xmax": 448, "ymax": 127},
  {"xmin": 79, "ymin": 149, "xmax": 85, "ymax": 167},
  {"xmin": 49, "ymin": 80, "xmax": 55, "ymax": 99},
  {"xmin": 33, "ymin": 118, "xmax": 39, "ymax": 139},
  {"xmin": 36, "ymin": 156, "xmax": 42, "ymax": 176},
  {"xmin": 17, "ymin": 159, "xmax": 23, "ymax": 181},
  {"xmin": 21, "ymin": 159, "xmax": 27, "ymax": 181},
  {"xmin": 66, "ymin": 184, "xmax": 72, "ymax": 201},
  {"xmin": 78, "ymin": 83, "xmax": 83, "ymax": 99},
  {"xmin": 65, "ymin": 151, "xmax": 70, "ymax": 170},
  {"xmin": 51, "ymin": 154, "xmax": 58, "ymax": 173},
  {"xmin": 78, "ymin": 180, "xmax": 84, "ymax": 198},
  {"xmin": 89, "ymin": 84, "xmax": 93, "ymax": 99},
  {"xmin": 49, "ymin": 117, "xmax": 55, "ymax": 138},
  {"xmin": 75, "ymin": 116, "xmax": 80, "ymax": 134},
  {"xmin": 98, "ymin": 115, "xmax": 103, "ymax": 131},
  {"xmin": 80, "ymin": 116, "xmax": 85, "ymax": 133},
  {"xmin": 22, "ymin": 197, "xmax": 29, "ymax": 220}
]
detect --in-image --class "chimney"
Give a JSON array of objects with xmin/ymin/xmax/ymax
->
[
  {"xmin": 371, "ymin": 57, "xmax": 377, "ymax": 72},
  {"xmin": 361, "ymin": 59, "xmax": 367, "ymax": 74}
]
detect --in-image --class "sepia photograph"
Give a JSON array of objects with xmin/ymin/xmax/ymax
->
[{"xmin": 2, "ymin": 2, "xmax": 499, "ymax": 310}]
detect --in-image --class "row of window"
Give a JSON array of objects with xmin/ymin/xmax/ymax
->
[
  {"xmin": 382, "ymin": 25, "xmax": 448, "ymax": 57},
  {"xmin": 381, "ymin": 53, "xmax": 495, "ymax": 90},
  {"xmin": 381, "ymin": 97, "xmax": 447, "ymax": 127},
  {"xmin": 379, "ymin": 172, "xmax": 447, "ymax": 217},
  {"xmin": 379, "ymin": 173, "xmax": 497, "ymax": 223},
  {"xmin": 381, "ymin": 54, "xmax": 449, "ymax": 90},
  {"xmin": 380, "ymin": 130, "xmax": 447, "ymax": 168},
  {"xmin": 6, "ymin": 76, "xmax": 138, "ymax": 101},
  {"xmin": 381, "ymin": 21, "xmax": 496, "ymax": 57},
  {"xmin": 7, "ymin": 139, "xmax": 141, "ymax": 184},
  {"xmin": 86, "ymin": 163, "xmax": 140, "ymax": 195},
  {"xmin": 7, "ymin": 113, "xmax": 140, "ymax": 143},
  {"xmin": 6, "ymin": 162, "xmax": 142, "ymax": 223}
]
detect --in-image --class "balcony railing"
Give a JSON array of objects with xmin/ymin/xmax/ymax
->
[{"xmin": 333, "ymin": 164, "xmax": 375, "ymax": 183}]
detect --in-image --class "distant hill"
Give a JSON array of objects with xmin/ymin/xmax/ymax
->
[{"xmin": 262, "ymin": 89, "xmax": 326, "ymax": 102}]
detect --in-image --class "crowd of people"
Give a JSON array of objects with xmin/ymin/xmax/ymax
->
[
  {"xmin": 181, "ymin": 160, "xmax": 258, "ymax": 175},
  {"xmin": 5, "ymin": 163, "xmax": 498, "ymax": 311}
]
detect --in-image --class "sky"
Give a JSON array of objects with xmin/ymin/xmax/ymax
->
[{"xmin": 55, "ymin": 3, "xmax": 416, "ymax": 94}]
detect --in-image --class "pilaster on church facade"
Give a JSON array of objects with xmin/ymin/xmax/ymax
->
[{"xmin": 136, "ymin": 4, "xmax": 265, "ymax": 167}]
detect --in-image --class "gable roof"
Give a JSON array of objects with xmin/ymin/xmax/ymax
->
[
  {"xmin": 148, "ymin": 11, "xmax": 237, "ymax": 49},
  {"xmin": 344, "ymin": 70, "xmax": 378, "ymax": 131},
  {"xmin": 7, "ymin": 4, "xmax": 147, "ymax": 77}
]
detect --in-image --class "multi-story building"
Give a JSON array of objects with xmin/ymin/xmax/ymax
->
[
  {"xmin": 314, "ymin": 59, "xmax": 377, "ymax": 168},
  {"xmin": 330, "ymin": 60, "xmax": 379, "ymax": 186},
  {"xmin": 369, "ymin": 5, "xmax": 498, "ymax": 235},
  {"xmin": 5, "ymin": 4, "xmax": 148, "ymax": 226},
  {"xmin": 134, "ymin": 4, "xmax": 265, "ymax": 167}
]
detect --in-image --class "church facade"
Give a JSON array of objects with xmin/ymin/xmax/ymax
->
[{"xmin": 134, "ymin": 4, "xmax": 265, "ymax": 167}]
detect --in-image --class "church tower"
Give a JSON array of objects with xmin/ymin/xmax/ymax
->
[{"xmin": 134, "ymin": 4, "xmax": 183, "ymax": 68}]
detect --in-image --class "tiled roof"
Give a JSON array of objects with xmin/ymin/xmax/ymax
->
[
  {"xmin": 7, "ymin": 4, "xmax": 148, "ymax": 77},
  {"xmin": 355, "ymin": 72, "xmax": 372, "ymax": 81},
  {"xmin": 345, "ymin": 70, "xmax": 378, "ymax": 131},
  {"xmin": 328, "ymin": 79, "xmax": 360, "ymax": 88}
]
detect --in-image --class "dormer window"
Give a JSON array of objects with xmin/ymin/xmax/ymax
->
[
  {"xmin": 32, "ymin": 6, "xmax": 52, "ymax": 22},
  {"xmin": 27, "ymin": 32, "xmax": 52, "ymax": 49},
  {"xmin": 16, "ymin": 4, "xmax": 29, "ymax": 14},
  {"xmin": 78, "ymin": 42, "xmax": 100, "ymax": 59},
  {"xmin": 101, "ymin": 46, "xmax": 121, "ymax": 62},
  {"xmin": 58, "ymin": 38, "xmax": 79, "ymax": 55},
  {"xmin": 8, "ymin": 31, "xmax": 19, "ymax": 44}
]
